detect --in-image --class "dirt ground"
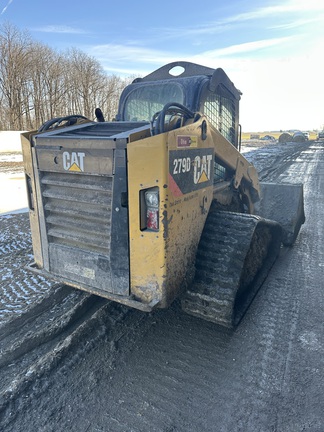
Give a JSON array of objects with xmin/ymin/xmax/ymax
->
[{"xmin": 1, "ymin": 139, "xmax": 323, "ymax": 432}]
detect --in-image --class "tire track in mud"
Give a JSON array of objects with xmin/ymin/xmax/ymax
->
[
  {"xmin": 38, "ymin": 306, "xmax": 238, "ymax": 432},
  {"xmin": 0, "ymin": 212, "xmax": 31, "ymax": 254},
  {"xmin": 250, "ymin": 141, "xmax": 310, "ymax": 182},
  {"xmin": 109, "ymin": 257, "xmax": 302, "ymax": 432},
  {"xmin": 274, "ymin": 143, "xmax": 324, "ymax": 431},
  {"xmin": 0, "ymin": 292, "xmax": 115, "ymax": 423},
  {"xmin": 104, "ymin": 313, "xmax": 233, "ymax": 432},
  {"xmin": 0, "ymin": 213, "xmax": 54, "ymax": 327},
  {"xmin": 222, "ymin": 249, "xmax": 303, "ymax": 431},
  {"xmin": 0, "ymin": 213, "xmax": 118, "ymax": 422}
]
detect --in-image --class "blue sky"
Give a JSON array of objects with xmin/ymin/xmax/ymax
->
[{"xmin": 1, "ymin": 0, "xmax": 324, "ymax": 131}]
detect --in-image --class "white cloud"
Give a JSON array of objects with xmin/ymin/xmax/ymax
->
[
  {"xmin": 223, "ymin": 0, "xmax": 324, "ymax": 23},
  {"xmin": 197, "ymin": 37, "xmax": 294, "ymax": 58},
  {"xmin": 88, "ymin": 36, "xmax": 292, "ymax": 76},
  {"xmin": 34, "ymin": 25, "xmax": 87, "ymax": 34},
  {"xmin": 269, "ymin": 16, "xmax": 323, "ymax": 30},
  {"xmin": 88, "ymin": 43, "xmax": 175, "ymax": 75},
  {"xmin": 149, "ymin": 0, "xmax": 324, "ymax": 41}
]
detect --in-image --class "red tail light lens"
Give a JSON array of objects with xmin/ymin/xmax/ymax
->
[{"xmin": 146, "ymin": 207, "xmax": 159, "ymax": 230}]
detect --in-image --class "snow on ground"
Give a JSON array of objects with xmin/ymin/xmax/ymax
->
[
  {"xmin": 0, "ymin": 131, "xmax": 25, "ymax": 153},
  {"xmin": 0, "ymin": 172, "xmax": 28, "ymax": 215},
  {"xmin": 241, "ymin": 139, "xmax": 307, "ymax": 175},
  {"xmin": 0, "ymin": 132, "xmax": 28, "ymax": 215}
]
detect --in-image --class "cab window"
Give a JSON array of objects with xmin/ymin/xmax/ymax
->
[{"xmin": 124, "ymin": 83, "xmax": 184, "ymax": 122}]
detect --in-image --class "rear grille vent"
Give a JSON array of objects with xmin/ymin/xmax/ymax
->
[{"xmin": 41, "ymin": 172, "xmax": 113, "ymax": 255}]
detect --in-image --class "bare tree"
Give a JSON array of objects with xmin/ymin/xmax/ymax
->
[
  {"xmin": 64, "ymin": 48, "xmax": 105, "ymax": 119},
  {"xmin": 99, "ymin": 74, "xmax": 132, "ymax": 121},
  {"xmin": 0, "ymin": 22, "xmax": 33, "ymax": 129},
  {"xmin": 0, "ymin": 22, "xmax": 134, "ymax": 131},
  {"xmin": 28, "ymin": 43, "xmax": 66, "ymax": 125}
]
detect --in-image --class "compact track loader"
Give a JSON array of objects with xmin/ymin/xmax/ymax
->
[{"xmin": 21, "ymin": 61, "xmax": 305, "ymax": 327}]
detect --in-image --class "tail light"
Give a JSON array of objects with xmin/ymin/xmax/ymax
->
[{"xmin": 140, "ymin": 187, "xmax": 159, "ymax": 231}]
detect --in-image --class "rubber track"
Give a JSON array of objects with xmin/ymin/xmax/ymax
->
[{"xmin": 181, "ymin": 208, "xmax": 282, "ymax": 327}]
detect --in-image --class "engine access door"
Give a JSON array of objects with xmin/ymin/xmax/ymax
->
[{"xmin": 33, "ymin": 132, "xmax": 129, "ymax": 297}]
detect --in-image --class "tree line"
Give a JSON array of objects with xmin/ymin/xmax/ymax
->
[{"xmin": 0, "ymin": 22, "xmax": 132, "ymax": 130}]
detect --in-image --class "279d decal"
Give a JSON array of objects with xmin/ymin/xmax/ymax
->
[{"xmin": 169, "ymin": 148, "xmax": 214, "ymax": 196}]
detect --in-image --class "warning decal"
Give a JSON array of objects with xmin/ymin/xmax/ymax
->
[
  {"xmin": 169, "ymin": 148, "xmax": 214, "ymax": 195},
  {"xmin": 177, "ymin": 135, "xmax": 198, "ymax": 148}
]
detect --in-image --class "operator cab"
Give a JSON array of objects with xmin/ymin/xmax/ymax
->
[{"xmin": 116, "ymin": 61, "xmax": 242, "ymax": 148}]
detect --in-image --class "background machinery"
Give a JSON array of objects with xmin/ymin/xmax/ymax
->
[{"xmin": 21, "ymin": 61, "xmax": 305, "ymax": 327}]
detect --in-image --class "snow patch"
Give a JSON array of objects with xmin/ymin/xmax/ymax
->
[
  {"xmin": 0, "ymin": 131, "xmax": 25, "ymax": 153},
  {"xmin": 299, "ymin": 331, "xmax": 322, "ymax": 352}
]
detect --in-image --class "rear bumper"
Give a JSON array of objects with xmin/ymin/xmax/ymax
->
[{"xmin": 27, "ymin": 262, "xmax": 160, "ymax": 312}]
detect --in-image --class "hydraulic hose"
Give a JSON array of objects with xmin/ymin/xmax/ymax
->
[
  {"xmin": 38, "ymin": 115, "xmax": 88, "ymax": 132},
  {"xmin": 153, "ymin": 102, "xmax": 195, "ymax": 135}
]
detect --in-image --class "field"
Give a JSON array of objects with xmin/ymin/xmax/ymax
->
[{"xmin": 241, "ymin": 130, "xmax": 317, "ymax": 140}]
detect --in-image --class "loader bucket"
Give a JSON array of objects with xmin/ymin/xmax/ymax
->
[{"xmin": 256, "ymin": 182, "xmax": 305, "ymax": 246}]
